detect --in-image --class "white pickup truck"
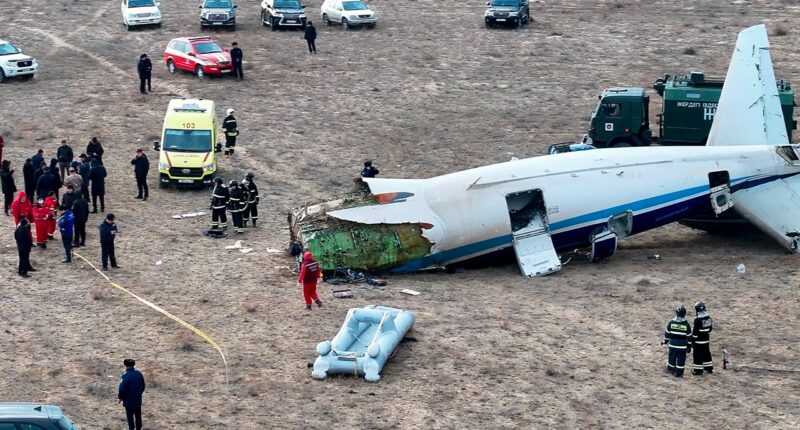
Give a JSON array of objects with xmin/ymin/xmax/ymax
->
[{"xmin": 121, "ymin": 0, "xmax": 162, "ymax": 30}]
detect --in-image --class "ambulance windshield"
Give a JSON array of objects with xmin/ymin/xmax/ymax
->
[{"xmin": 164, "ymin": 129, "xmax": 212, "ymax": 152}]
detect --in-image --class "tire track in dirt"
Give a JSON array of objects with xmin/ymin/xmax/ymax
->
[{"xmin": 7, "ymin": 23, "xmax": 190, "ymax": 98}]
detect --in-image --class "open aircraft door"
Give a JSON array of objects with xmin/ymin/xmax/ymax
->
[
  {"xmin": 709, "ymin": 171, "xmax": 734, "ymax": 214},
  {"xmin": 506, "ymin": 190, "xmax": 561, "ymax": 277}
]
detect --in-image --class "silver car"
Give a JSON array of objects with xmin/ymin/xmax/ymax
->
[{"xmin": 0, "ymin": 403, "xmax": 78, "ymax": 429}]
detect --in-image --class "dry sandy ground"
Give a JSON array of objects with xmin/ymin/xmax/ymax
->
[{"xmin": 1, "ymin": 0, "xmax": 800, "ymax": 428}]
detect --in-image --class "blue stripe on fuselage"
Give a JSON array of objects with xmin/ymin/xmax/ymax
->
[{"xmin": 389, "ymin": 173, "xmax": 791, "ymax": 272}]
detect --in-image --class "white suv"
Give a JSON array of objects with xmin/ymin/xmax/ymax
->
[
  {"xmin": 0, "ymin": 40, "xmax": 38, "ymax": 83},
  {"xmin": 321, "ymin": 0, "xmax": 377, "ymax": 29},
  {"xmin": 121, "ymin": 0, "xmax": 162, "ymax": 30}
]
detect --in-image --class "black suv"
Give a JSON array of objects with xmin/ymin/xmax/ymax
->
[
  {"xmin": 0, "ymin": 403, "xmax": 78, "ymax": 429},
  {"xmin": 484, "ymin": 0, "xmax": 530, "ymax": 28}
]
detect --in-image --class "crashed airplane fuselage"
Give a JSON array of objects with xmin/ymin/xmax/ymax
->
[{"xmin": 290, "ymin": 25, "xmax": 800, "ymax": 277}]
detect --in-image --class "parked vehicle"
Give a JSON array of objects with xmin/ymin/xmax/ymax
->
[
  {"xmin": 0, "ymin": 39, "xmax": 38, "ymax": 83},
  {"xmin": 484, "ymin": 0, "xmax": 530, "ymax": 29},
  {"xmin": 164, "ymin": 36, "xmax": 233, "ymax": 78},
  {"xmin": 0, "ymin": 403, "xmax": 78, "ymax": 429},
  {"xmin": 154, "ymin": 99, "xmax": 219, "ymax": 188},
  {"xmin": 261, "ymin": 0, "xmax": 308, "ymax": 30},
  {"xmin": 121, "ymin": 0, "xmax": 162, "ymax": 31},
  {"xmin": 320, "ymin": 0, "xmax": 377, "ymax": 29},
  {"xmin": 199, "ymin": 0, "xmax": 237, "ymax": 28}
]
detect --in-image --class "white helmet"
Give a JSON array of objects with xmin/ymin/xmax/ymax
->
[{"xmin": 226, "ymin": 108, "xmax": 234, "ymax": 115}]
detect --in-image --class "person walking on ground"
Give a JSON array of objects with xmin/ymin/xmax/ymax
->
[
  {"xmin": 72, "ymin": 195, "xmax": 89, "ymax": 247},
  {"xmin": 223, "ymin": 109, "xmax": 239, "ymax": 156},
  {"xmin": 361, "ymin": 160, "xmax": 379, "ymax": 178},
  {"xmin": 209, "ymin": 177, "xmax": 229, "ymax": 231},
  {"xmin": 36, "ymin": 166, "xmax": 58, "ymax": 202},
  {"xmin": 1, "ymin": 160, "xmax": 17, "ymax": 216},
  {"xmin": 89, "ymin": 158, "xmax": 107, "ymax": 213},
  {"xmin": 691, "ymin": 301, "xmax": 714, "ymax": 375},
  {"xmin": 230, "ymin": 42, "xmax": 243, "ymax": 81},
  {"xmin": 78, "ymin": 154, "xmax": 91, "ymax": 201},
  {"xmin": 14, "ymin": 217, "xmax": 35, "ymax": 277},
  {"xmin": 130, "ymin": 149, "xmax": 149, "ymax": 200},
  {"xmin": 99, "ymin": 212, "xmax": 119, "ymax": 270},
  {"xmin": 137, "ymin": 53, "xmax": 152, "ymax": 95},
  {"xmin": 10, "ymin": 191, "xmax": 33, "ymax": 227},
  {"xmin": 61, "ymin": 184, "xmax": 77, "ymax": 212},
  {"xmin": 44, "ymin": 191, "xmax": 58, "ymax": 239},
  {"xmin": 228, "ymin": 180, "xmax": 245, "ymax": 233},
  {"xmin": 56, "ymin": 139, "xmax": 74, "ymax": 179},
  {"xmin": 241, "ymin": 171, "xmax": 259, "ymax": 227},
  {"xmin": 663, "ymin": 305, "xmax": 693, "ymax": 378},
  {"xmin": 22, "ymin": 158, "xmax": 35, "ymax": 198},
  {"xmin": 87, "ymin": 137, "xmax": 105, "ymax": 165},
  {"xmin": 118, "ymin": 358, "xmax": 146, "ymax": 430},
  {"xmin": 33, "ymin": 199, "xmax": 51, "ymax": 248},
  {"xmin": 58, "ymin": 208, "xmax": 75, "ymax": 263},
  {"xmin": 297, "ymin": 251, "xmax": 323, "ymax": 310},
  {"xmin": 31, "ymin": 149, "xmax": 44, "ymax": 172},
  {"xmin": 304, "ymin": 21, "xmax": 317, "ymax": 54}
]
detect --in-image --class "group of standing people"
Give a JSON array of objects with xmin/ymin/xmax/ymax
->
[
  {"xmin": 209, "ymin": 172, "xmax": 259, "ymax": 234},
  {"xmin": 663, "ymin": 302, "xmax": 714, "ymax": 377}
]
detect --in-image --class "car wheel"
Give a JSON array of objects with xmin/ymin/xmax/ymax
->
[
  {"xmin": 323, "ymin": 14, "xmax": 330, "ymax": 26},
  {"xmin": 159, "ymin": 181, "xmax": 168, "ymax": 189},
  {"xmin": 196, "ymin": 66, "xmax": 205, "ymax": 79},
  {"xmin": 342, "ymin": 18, "xmax": 349, "ymax": 30},
  {"xmin": 272, "ymin": 17, "xmax": 279, "ymax": 31},
  {"xmin": 611, "ymin": 139, "xmax": 633, "ymax": 148},
  {"xmin": 517, "ymin": 17, "xmax": 523, "ymax": 29},
  {"xmin": 485, "ymin": 21, "xmax": 492, "ymax": 29},
  {"xmin": 156, "ymin": 22, "xmax": 162, "ymax": 28},
  {"xmin": 367, "ymin": 23, "xmax": 375, "ymax": 29},
  {"xmin": 127, "ymin": 23, "xmax": 133, "ymax": 31},
  {"xmin": 0, "ymin": 69, "xmax": 6, "ymax": 83},
  {"xmin": 167, "ymin": 60, "xmax": 176, "ymax": 74},
  {"xmin": 261, "ymin": 10, "xmax": 267, "ymax": 26}
]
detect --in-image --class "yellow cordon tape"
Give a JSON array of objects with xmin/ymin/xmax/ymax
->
[{"xmin": 73, "ymin": 251, "xmax": 229, "ymax": 386}]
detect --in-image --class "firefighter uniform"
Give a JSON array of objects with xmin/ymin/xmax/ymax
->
[
  {"xmin": 228, "ymin": 181, "xmax": 245, "ymax": 233},
  {"xmin": 664, "ymin": 306, "xmax": 692, "ymax": 377},
  {"xmin": 223, "ymin": 109, "xmax": 238, "ymax": 155},
  {"xmin": 241, "ymin": 173, "xmax": 259, "ymax": 227},
  {"xmin": 210, "ymin": 180, "xmax": 229, "ymax": 231},
  {"xmin": 692, "ymin": 302, "xmax": 714, "ymax": 375}
]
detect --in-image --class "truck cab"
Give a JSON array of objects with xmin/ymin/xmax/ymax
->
[
  {"xmin": 588, "ymin": 87, "xmax": 651, "ymax": 147},
  {"xmin": 154, "ymin": 99, "xmax": 218, "ymax": 188}
]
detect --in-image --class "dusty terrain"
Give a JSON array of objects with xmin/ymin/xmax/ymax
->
[{"xmin": 2, "ymin": 0, "xmax": 800, "ymax": 428}]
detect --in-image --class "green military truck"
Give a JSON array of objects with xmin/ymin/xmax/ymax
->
[{"xmin": 587, "ymin": 72, "xmax": 797, "ymax": 147}]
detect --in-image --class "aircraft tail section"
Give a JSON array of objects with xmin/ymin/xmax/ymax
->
[{"xmin": 707, "ymin": 24, "xmax": 789, "ymax": 147}]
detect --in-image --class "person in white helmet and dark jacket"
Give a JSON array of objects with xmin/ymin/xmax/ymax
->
[
  {"xmin": 691, "ymin": 301, "xmax": 714, "ymax": 375},
  {"xmin": 223, "ymin": 108, "xmax": 238, "ymax": 156}
]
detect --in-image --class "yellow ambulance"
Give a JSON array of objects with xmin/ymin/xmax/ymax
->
[{"xmin": 154, "ymin": 98, "xmax": 218, "ymax": 188}]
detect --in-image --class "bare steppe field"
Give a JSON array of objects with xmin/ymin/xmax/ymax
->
[{"xmin": 2, "ymin": 0, "xmax": 800, "ymax": 428}]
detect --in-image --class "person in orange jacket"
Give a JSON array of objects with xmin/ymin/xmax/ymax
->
[
  {"xmin": 33, "ymin": 200, "xmax": 51, "ymax": 248},
  {"xmin": 297, "ymin": 251, "xmax": 323, "ymax": 311},
  {"xmin": 44, "ymin": 191, "xmax": 58, "ymax": 239},
  {"xmin": 10, "ymin": 191, "xmax": 34, "ymax": 227}
]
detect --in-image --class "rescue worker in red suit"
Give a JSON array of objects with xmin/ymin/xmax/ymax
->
[
  {"xmin": 297, "ymin": 252, "xmax": 323, "ymax": 310},
  {"xmin": 33, "ymin": 200, "xmax": 51, "ymax": 248},
  {"xmin": 44, "ymin": 191, "xmax": 58, "ymax": 239},
  {"xmin": 10, "ymin": 191, "xmax": 34, "ymax": 227}
]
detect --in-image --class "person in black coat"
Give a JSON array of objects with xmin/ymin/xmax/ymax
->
[
  {"xmin": 32, "ymin": 161, "xmax": 47, "ymax": 192},
  {"xmin": 230, "ymin": 42, "xmax": 243, "ymax": 81},
  {"xmin": 118, "ymin": 358, "xmax": 146, "ymax": 430},
  {"xmin": 1, "ymin": 160, "xmax": 17, "ymax": 215},
  {"xmin": 48, "ymin": 158, "xmax": 62, "ymax": 199},
  {"xmin": 361, "ymin": 160, "xmax": 379, "ymax": 178},
  {"xmin": 72, "ymin": 195, "xmax": 89, "ymax": 247},
  {"xmin": 304, "ymin": 21, "xmax": 317, "ymax": 54},
  {"xmin": 87, "ymin": 137, "xmax": 104, "ymax": 165},
  {"xmin": 137, "ymin": 53, "xmax": 152, "ymax": 94},
  {"xmin": 14, "ymin": 217, "xmax": 35, "ymax": 277},
  {"xmin": 22, "ymin": 158, "xmax": 35, "ymax": 198},
  {"xmin": 61, "ymin": 184, "xmax": 77, "ymax": 211},
  {"xmin": 56, "ymin": 139, "xmax": 74, "ymax": 179},
  {"xmin": 99, "ymin": 212, "xmax": 119, "ymax": 269},
  {"xmin": 130, "ymin": 149, "xmax": 149, "ymax": 200},
  {"xmin": 36, "ymin": 167, "xmax": 58, "ymax": 201},
  {"xmin": 78, "ymin": 154, "xmax": 91, "ymax": 200},
  {"xmin": 89, "ymin": 158, "xmax": 107, "ymax": 213}
]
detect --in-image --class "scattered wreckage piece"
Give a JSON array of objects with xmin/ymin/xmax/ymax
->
[{"xmin": 311, "ymin": 305, "xmax": 415, "ymax": 382}]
